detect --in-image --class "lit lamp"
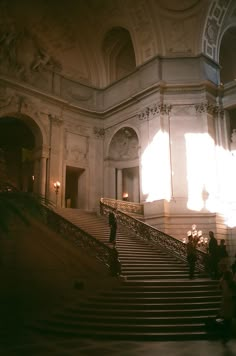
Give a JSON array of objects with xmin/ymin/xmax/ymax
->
[
  {"xmin": 183, "ymin": 224, "xmax": 208, "ymax": 251},
  {"xmin": 123, "ymin": 192, "xmax": 128, "ymax": 201},
  {"xmin": 53, "ymin": 181, "xmax": 60, "ymax": 207}
]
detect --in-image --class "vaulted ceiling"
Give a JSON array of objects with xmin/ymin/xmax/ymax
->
[
  {"xmin": 0, "ymin": 0, "xmax": 235, "ymax": 87},
  {"xmin": 0, "ymin": 0, "xmax": 230, "ymax": 87}
]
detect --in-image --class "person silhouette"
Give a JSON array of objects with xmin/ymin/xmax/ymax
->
[{"xmin": 109, "ymin": 211, "xmax": 117, "ymax": 245}]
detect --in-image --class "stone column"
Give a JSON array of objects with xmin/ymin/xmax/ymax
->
[
  {"xmin": 40, "ymin": 156, "xmax": 47, "ymax": 197},
  {"xmin": 33, "ymin": 158, "xmax": 40, "ymax": 194},
  {"xmin": 47, "ymin": 114, "xmax": 64, "ymax": 206},
  {"xmin": 133, "ymin": 172, "xmax": 140, "ymax": 202},
  {"xmin": 117, "ymin": 168, "xmax": 123, "ymax": 200}
]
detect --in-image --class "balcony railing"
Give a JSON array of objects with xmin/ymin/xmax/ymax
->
[{"xmin": 100, "ymin": 197, "xmax": 144, "ymax": 215}]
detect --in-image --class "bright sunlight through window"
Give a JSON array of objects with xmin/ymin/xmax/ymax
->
[
  {"xmin": 185, "ymin": 133, "xmax": 236, "ymax": 227},
  {"xmin": 141, "ymin": 130, "xmax": 171, "ymax": 202}
]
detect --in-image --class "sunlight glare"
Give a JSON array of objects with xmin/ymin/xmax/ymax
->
[{"xmin": 141, "ymin": 130, "xmax": 171, "ymax": 202}]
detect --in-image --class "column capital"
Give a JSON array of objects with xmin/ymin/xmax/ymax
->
[{"xmin": 138, "ymin": 103, "xmax": 172, "ymax": 121}]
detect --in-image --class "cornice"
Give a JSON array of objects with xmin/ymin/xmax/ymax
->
[{"xmin": 0, "ymin": 75, "xmax": 222, "ymax": 119}]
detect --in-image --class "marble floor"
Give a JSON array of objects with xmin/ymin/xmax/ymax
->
[{"xmin": 2, "ymin": 339, "xmax": 236, "ymax": 356}]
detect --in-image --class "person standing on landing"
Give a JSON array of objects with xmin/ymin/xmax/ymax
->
[
  {"xmin": 208, "ymin": 231, "xmax": 219, "ymax": 280},
  {"xmin": 109, "ymin": 211, "xmax": 117, "ymax": 245},
  {"xmin": 186, "ymin": 235, "xmax": 197, "ymax": 279}
]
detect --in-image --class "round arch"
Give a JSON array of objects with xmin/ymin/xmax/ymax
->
[
  {"xmin": 106, "ymin": 124, "xmax": 140, "ymax": 159},
  {"xmin": 202, "ymin": 0, "xmax": 234, "ymax": 62},
  {"xmin": 105, "ymin": 126, "xmax": 140, "ymax": 203},
  {"xmin": 218, "ymin": 25, "xmax": 236, "ymax": 84},
  {"xmin": 0, "ymin": 112, "xmax": 47, "ymax": 195}
]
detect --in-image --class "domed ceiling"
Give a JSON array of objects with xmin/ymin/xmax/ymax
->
[{"xmin": 0, "ymin": 0, "xmax": 210, "ymax": 87}]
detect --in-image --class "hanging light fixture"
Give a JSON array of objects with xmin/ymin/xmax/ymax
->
[{"xmin": 183, "ymin": 224, "xmax": 208, "ymax": 251}]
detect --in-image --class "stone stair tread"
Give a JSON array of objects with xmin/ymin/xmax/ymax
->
[
  {"xmin": 35, "ymin": 207, "xmax": 222, "ymax": 342},
  {"xmin": 30, "ymin": 325, "xmax": 209, "ymax": 340},
  {"xmin": 50, "ymin": 314, "xmax": 214, "ymax": 322}
]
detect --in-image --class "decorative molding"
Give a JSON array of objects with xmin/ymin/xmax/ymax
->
[
  {"xmin": 16, "ymin": 95, "xmax": 40, "ymax": 117},
  {"xmin": 48, "ymin": 114, "xmax": 63, "ymax": 126},
  {"xmin": 126, "ymin": 0, "xmax": 155, "ymax": 61},
  {"xmin": 138, "ymin": 103, "xmax": 172, "ymax": 121},
  {"xmin": 0, "ymin": 93, "xmax": 13, "ymax": 108},
  {"xmin": 203, "ymin": 0, "xmax": 231, "ymax": 60},
  {"xmin": 195, "ymin": 102, "xmax": 224, "ymax": 117},
  {"xmin": 93, "ymin": 127, "xmax": 105, "ymax": 138}
]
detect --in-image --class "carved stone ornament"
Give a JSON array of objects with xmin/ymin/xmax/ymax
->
[
  {"xmin": 16, "ymin": 95, "xmax": 39, "ymax": 117},
  {"xmin": 0, "ymin": 22, "xmax": 61, "ymax": 81},
  {"xmin": 195, "ymin": 102, "xmax": 223, "ymax": 117},
  {"xmin": 138, "ymin": 103, "xmax": 172, "ymax": 121},
  {"xmin": 109, "ymin": 127, "xmax": 139, "ymax": 161},
  {"xmin": 93, "ymin": 127, "xmax": 105, "ymax": 138},
  {"xmin": 48, "ymin": 114, "xmax": 63, "ymax": 126},
  {"xmin": 206, "ymin": 18, "xmax": 219, "ymax": 45},
  {"xmin": 0, "ymin": 93, "xmax": 13, "ymax": 108}
]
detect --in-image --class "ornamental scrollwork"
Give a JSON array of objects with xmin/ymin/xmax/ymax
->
[
  {"xmin": 138, "ymin": 103, "xmax": 172, "ymax": 121},
  {"xmin": 195, "ymin": 102, "xmax": 224, "ymax": 118},
  {"xmin": 100, "ymin": 199, "xmax": 207, "ymax": 272}
]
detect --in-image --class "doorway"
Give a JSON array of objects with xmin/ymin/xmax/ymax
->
[
  {"xmin": 120, "ymin": 166, "xmax": 140, "ymax": 202},
  {"xmin": 65, "ymin": 166, "xmax": 86, "ymax": 209}
]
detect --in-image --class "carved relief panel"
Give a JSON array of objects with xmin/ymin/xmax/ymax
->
[
  {"xmin": 65, "ymin": 131, "xmax": 88, "ymax": 166},
  {"xmin": 109, "ymin": 127, "xmax": 139, "ymax": 161}
]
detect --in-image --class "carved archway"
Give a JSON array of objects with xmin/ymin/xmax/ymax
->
[
  {"xmin": 219, "ymin": 26, "xmax": 236, "ymax": 84},
  {"xmin": 202, "ymin": 0, "xmax": 235, "ymax": 62},
  {"xmin": 102, "ymin": 27, "xmax": 136, "ymax": 85},
  {"xmin": 0, "ymin": 113, "xmax": 46, "ymax": 195},
  {"xmin": 107, "ymin": 127, "xmax": 140, "ymax": 202}
]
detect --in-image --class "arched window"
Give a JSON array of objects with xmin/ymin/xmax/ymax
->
[
  {"xmin": 102, "ymin": 27, "xmax": 136, "ymax": 84},
  {"xmin": 219, "ymin": 27, "xmax": 236, "ymax": 84}
]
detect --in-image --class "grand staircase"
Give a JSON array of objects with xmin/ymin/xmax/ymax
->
[{"xmin": 24, "ymin": 208, "xmax": 221, "ymax": 342}]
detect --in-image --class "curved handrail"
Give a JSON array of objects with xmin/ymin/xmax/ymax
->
[
  {"xmin": 41, "ymin": 205, "xmax": 114, "ymax": 270},
  {"xmin": 100, "ymin": 199, "xmax": 208, "ymax": 271}
]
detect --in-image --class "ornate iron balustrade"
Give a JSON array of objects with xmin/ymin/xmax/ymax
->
[
  {"xmin": 100, "ymin": 199, "xmax": 208, "ymax": 271},
  {"xmin": 100, "ymin": 197, "xmax": 144, "ymax": 215},
  {"xmin": 41, "ymin": 205, "xmax": 113, "ymax": 270}
]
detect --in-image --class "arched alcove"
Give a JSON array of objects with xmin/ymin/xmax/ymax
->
[
  {"xmin": 102, "ymin": 27, "xmax": 136, "ymax": 85},
  {"xmin": 219, "ymin": 27, "xmax": 236, "ymax": 84},
  {"xmin": 109, "ymin": 127, "xmax": 139, "ymax": 161},
  {"xmin": 0, "ymin": 115, "xmax": 43, "ymax": 192},
  {"xmin": 108, "ymin": 127, "xmax": 139, "ymax": 202}
]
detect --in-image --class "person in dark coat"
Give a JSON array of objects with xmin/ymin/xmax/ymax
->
[
  {"xmin": 218, "ymin": 239, "xmax": 229, "ymax": 277},
  {"xmin": 109, "ymin": 211, "xmax": 117, "ymax": 245},
  {"xmin": 186, "ymin": 235, "xmax": 197, "ymax": 279},
  {"xmin": 218, "ymin": 270, "xmax": 235, "ymax": 344},
  {"xmin": 109, "ymin": 246, "xmax": 121, "ymax": 276},
  {"xmin": 208, "ymin": 231, "xmax": 219, "ymax": 279}
]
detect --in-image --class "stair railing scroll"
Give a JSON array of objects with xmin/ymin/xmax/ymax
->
[
  {"xmin": 41, "ymin": 205, "xmax": 114, "ymax": 270},
  {"xmin": 101, "ymin": 197, "xmax": 144, "ymax": 215},
  {"xmin": 100, "ymin": 199, "xmax": 207, "ymax": 271}
]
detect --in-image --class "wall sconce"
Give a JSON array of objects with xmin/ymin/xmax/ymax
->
[
  {"xmin": 54, "ymin": 181, "xmax": 60, "ymax": 194},
  {"xmin": 123, "ymin": 192, "xmax": 128, "ymax": 201},
  {"xmin": 54, "ymin": 181, "xmax": 60, "ymax": 207}
]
